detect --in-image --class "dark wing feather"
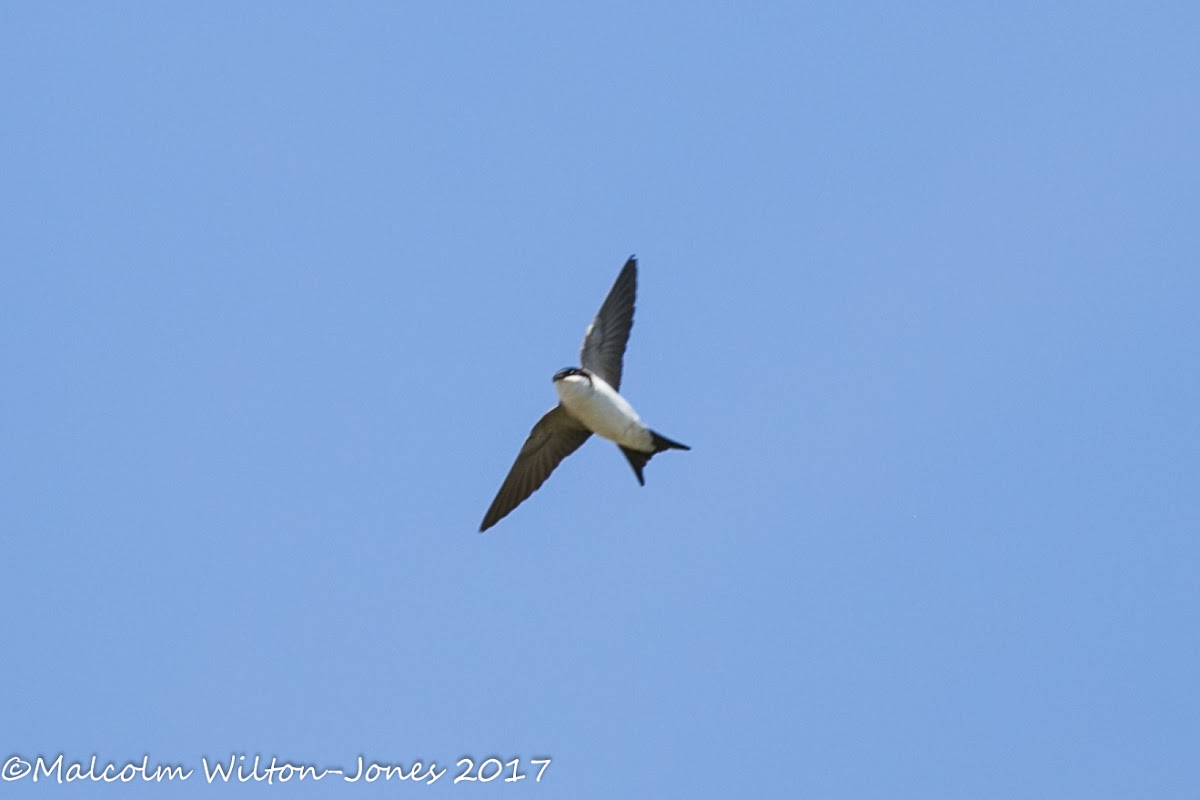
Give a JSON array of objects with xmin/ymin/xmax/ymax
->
[
  {"xmin": 579, "ymin": 256, "xmax": 637, "ymax": 390},
  {"xmin": 479, "ymin": 405, "xmax": 591, "ymax": 532}
]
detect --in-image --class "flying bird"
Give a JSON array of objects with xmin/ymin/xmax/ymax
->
[{"xmin": 479, "ymin": 256, "xmax": 690, "ymax": 532}]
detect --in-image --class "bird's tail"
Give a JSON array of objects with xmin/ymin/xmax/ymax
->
[
  {"xmin": 619, "ymin": 430, "xmax": 690, "ymax": 486},
  {"xmin": 650, "ymin": 430, "xmax": 690, "ymax": 453}
]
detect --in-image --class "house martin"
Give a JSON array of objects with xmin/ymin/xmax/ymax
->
[{"xmin": 479, "ymin": 256, "xmax": 690, "ymax": 532}]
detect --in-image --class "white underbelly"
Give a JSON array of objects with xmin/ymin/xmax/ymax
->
[{"xmin": 556, "ymin": 376, "xmax": 652, "ymax": 450}]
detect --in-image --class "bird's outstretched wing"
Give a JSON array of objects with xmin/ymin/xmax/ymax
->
[
  {"xmin": 479, "ymin": 405, "xmax": 592, "ymax": 532},
  {"xmin": 580, "ymin": 256, "xmax": 637, "ymax": 390}
]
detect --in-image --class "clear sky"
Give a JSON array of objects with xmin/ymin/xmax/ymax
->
[{"xmin": 2, "ymin": 3, "xmax": 1198, "ymax": 798}]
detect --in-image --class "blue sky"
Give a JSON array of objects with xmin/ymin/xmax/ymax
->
[{"xmin": 2, "ymin": 2, "xmax": 1198, "ymax": 797}]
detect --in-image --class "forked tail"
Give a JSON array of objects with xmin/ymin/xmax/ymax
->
[
  {"xmin": 619, "ymin": 429, "xmax": 690, "ymax": 486},
  {"xmin": 650, "ymin": 430, "xmax": 690, "ymax": 453}
]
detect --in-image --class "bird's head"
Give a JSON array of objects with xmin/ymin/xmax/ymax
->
[{"xmin": 553, "ymin": 367, "xmax": 590, "ymax": 384}]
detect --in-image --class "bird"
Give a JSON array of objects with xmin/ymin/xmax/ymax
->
[{"xmin": 479, "ymin": 256, "xmax": 690, "ymax": 532}]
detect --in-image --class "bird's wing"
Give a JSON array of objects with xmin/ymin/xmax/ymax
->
[
  {"xmin": 479, "ymin": 405, "xmax": 592, "ymax": 532},
  {"xmin": 579, "ymin": 256, "xmax": 637, "ymax": 391}
]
